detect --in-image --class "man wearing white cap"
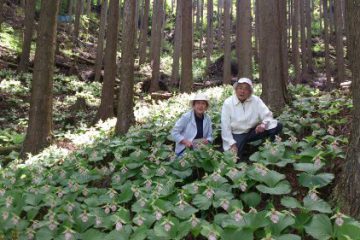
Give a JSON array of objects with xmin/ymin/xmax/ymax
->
[
  {"xmin": 221, "ymin": 78, "xmax": 282, "ymax": 158},
  {"xmin": 171, "ymin": 93, "xmax": 213, "ymax": 156}
]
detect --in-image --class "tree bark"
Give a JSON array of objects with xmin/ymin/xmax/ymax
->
[
  {"xmin": 96, "ymin": 0, "xmax": 119, "ymax": 121},
  {"xmin": 21, "ymin": 0, "xmax": 60, "ymax": 157},
  {"xmin": 87, "ymin": 0, "xmax": 91, "ymax": 16},
  {"xmin": 180, "ymin": 0, "xmax": 193, "ymax": 93},
  {"xmin": 0, "ymin": 0, "xmax": 4, "ymax": 33},
  {"xmin": 116, "ymin": 0, "xmax": 136, "ymax": 135},
  {"xmin": 292, "ymin": 0, "xmax": 301, "ymax": 83},
  {"xmin": 335, "ymin": 0, "xmax": 360, "ymax": 219},
  {"xmin": 171, "ymin": 0, "xmax": 182, "ymax": 86},
  {"xmin": 149, "ymin": 0, "xmax": 164, "ymax": 92},
  {"xmin": 258, "ymin": 0, "xmax": 288, "ymax": 113},
  {"xmin": 205, "ymin": 0, "xmax": 213, "ymax": 71},
  {"xmin": 323, "ymin": 0, "xmax": 331, "ymax": 84},
  {"xmin": 73, "ymin": 0, "xmax": 84, "ymax": 44},
  {"xmin": 334, "ymin": 0, "xmax": 345, "ymax": 84},
  {"xmin": 138, "ymin": 0, "xmax": 150, "ymax": 65},
  {"xmin": 305, "ymin": 0, "xmax": 313, "ymax": 74},
  {"xmin": 18, "ymin": 0, "xmax": 36, "ymax": 72},
  {"xmin": 236, "ymin": 0, "xmax": 252, "ymax": 79},
  {"xmin": 299, "ymin": 0, "xmax": 307, "ymax": 78},
  {"xmin": 223, "ymin": 0, "xmax": 231, "ymax": 84},
  {"xmin": 94, "ymin": 0, "xmax": 108, "ymax": 82}
]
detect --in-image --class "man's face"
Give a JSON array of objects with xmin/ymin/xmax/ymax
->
[{"xmin": 235, "ymin": 83, "xmax": 252, "ymax": 102}]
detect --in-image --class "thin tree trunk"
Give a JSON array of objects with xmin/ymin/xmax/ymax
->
[
  {"xmin": 171, "ymin": 0, "xmax": 182, "ymax": 86},
  {"xmin": 335, "ymin": 0, "xmax": 360, "ymax": 219},
  {"xmin": 116, "ymin": 0, "xmax": 136, "ymax": 135},
  {"xmin": 96, "ymin": 0, "xmax": 119, "ymax": 121},
  {"xmin": 199, "ymin": 0, "xmax": 204, "ymax": 52},
  {"xmin": 94, "ymin": 0, "xmax": 108, "ymax": 82},
  {"xmin": 305, "ymin": 0, "xmax": 313, "ymax": 74},
  {"xmin": 87, "ymin": 0, "xmax": 91, "ymax": 16},
  {"xmin": 236, "ymin": 0, "xmax": 252, "ymax": 79},
  {"xmin": 149, "ymin": 0, "xmax": 164, "ymax": 92},
  {"xmin": 139, "ymin": 0, "xmax": 150, "ymax": 65},
  {"xmin": 223, "ymin": 0, "xmax": 231, "ymax": 84},
  {"xmin": 21, "ymin": 0, "xmax": 61, "ymax": 157},
  {"xmin": 258, "ymin": 0, "xmax": 288, "ymax": 113},
  {"xmin": 334, "ymin": 0, "xmax": 345, "ymax": 83},
  {"xmin": 180, "ymin": 0, "xmax": 193, "ymax": 92},
  {"xmin": 205, "ymin": 0, "xmax": 213, "ymax": 72},
  {"xmin": 0, "ymin": 0, "xmax": 4, "ymax": 33},
  {"xmin": 254, "ymin": 0, "xmax": 260, "ymax": 64},
  {"xmin": 73, "ymin": 0, "xmax": 84, "ymax": 44},
  {"xmin": 292, "ymin": 0, "xmax": 301, "ymax": 83},
  {"xmin": 18, "ymin": 0, "xmax": 36, "ymax": 72},
  {"xmin": 323, "ymin": 0, "xmax": 331, "ymax": 84},
  {"xmin": 300, "ymin": 0, "xmax": 307, "ymax": 78}
]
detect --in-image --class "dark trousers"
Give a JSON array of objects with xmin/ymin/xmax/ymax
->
[{"xmin": 232, "ymin": 123, "xmax": 283, "ymax": 158}]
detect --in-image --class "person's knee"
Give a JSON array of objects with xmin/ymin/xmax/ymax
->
[{"xmin": 276, "ymin": 122, "xmax": 283, "ymax": 133}]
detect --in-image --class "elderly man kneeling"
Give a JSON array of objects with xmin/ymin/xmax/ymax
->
[{"xmin": 221, "ymin": 78, "xmax": 282, "ymax": 159}]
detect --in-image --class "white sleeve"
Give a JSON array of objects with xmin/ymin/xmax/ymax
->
[
  {"xmin": 258, "ymin": 98, "xmax": 274, "ymax": 129},
  {"xmin": 221, "ymin": 102, "xmax": 236, "ymax": 148}
]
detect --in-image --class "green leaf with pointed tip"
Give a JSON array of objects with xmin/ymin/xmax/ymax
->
[
  {"xmin": 303, "ymin": 196, "xmax": 332, "ymax": 213},
  {"xmin": 173, "ymin": 205, "xmax": 198, "ymax": 219},
  {"xmin": 280, "ymin": 196, "xmax": 302, "ymax": 209},
  {"xmin": 240, "ymin": 192, "xmax": 261, "ymax": 207},
  {"xmin": 256, "ymin": 181, "xmax": 291, "ymax": 195},
  {"xmin": 304, "ymin": 214, "xmax": 333, "ymax": 240},
  {"xmin": 293, "ymin": 163, "xmax": 324, "ymax": 174},
  {"xmin": 192, "ymin": 194, "xmax": 212, "ymax": 210},
  {"xmin": 298, "ymin": 173, "xmax": 334, "ymax": 188},
  {"xmin": 248, "ymin": 168, "xmax": 286, "ymax": 187}
]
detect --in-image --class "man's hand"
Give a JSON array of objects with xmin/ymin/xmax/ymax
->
[
  {"xmin": 255, "ymin": 123, "xmax": 266, "ymax": 134},
  {"xmin": 230, "ymin": 144, "xmax": 238, "ymax": 154},
  {"xmin": 181, "ymin": 139, "xmax": 193, "ymax": 148},
  {"xmin": 202, "ymin": 139, "xmax": 209, "ymax": 145}
]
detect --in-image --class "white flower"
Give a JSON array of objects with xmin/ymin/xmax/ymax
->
[
  {"xmin": 116, "ymin": 221, "xmax": 123, "ymax": 231},
  {"xmin": 49, "ymin": 222, "xmax": 57, "ymax": 231},
  {"xmin": 2, "ymin": 211, "xmax": 9, "ymax": 220},
  {"xmin": 104, "ymin": 207, "xmax": 110, "ymax": 214},
  {"xmin": 212, "ymin": 172, "xmax": 220, "ymax": 182},
  {"xmin": 0, "ymin": 189, "xmax": 5, "ymax": 197},
  {"xmin": 275, "ymin": 135, "xmax": 282, "ymax": 143},
  {"xmin": 270, "ymin": 211, "xmax": 280, "ymax": 224},
  {"xmin": 64, "ymin": 231, "xmax": 73, "ymax": 240},
  {"xmin": 80, "ymin": 212, "xmax": 89, "ymax": 223},
  {"xmin": 139, "ymin": 199, "xmax": 146, "ymax": 207},
  {"xmin": 6, "ymin": 196, "xmax": 13, "ymax": 208},
  {"xmin": 114, "ymin": 175, "xmax": 121, "ymax": 183},
  {"xmin": 234, "ymin": 211, "xmax": 243, "ymax": 222},
  {"xmin": 145, "ymin": 180, "xmax": 152, "ymax": 189},
  {"xmin": 164, "ymin": 223, "xmax": 172, "ymax": 232},
  {"xmin": 208, "ymin": 232, "xmax": 217, "ymax": 240},
  {"xmin": 11, "ymin": 215, "xmax": 19, "ymax": 225},
  {"xmin": 121, "ymin": 166, "xmax": 128, "ymax": 174},
  {"xmin": 155, "ymin": 211, "xmax": 163, "ymax": 220},
  {"xmin": 141, "ymin": 166, "xmax": 149, "ymax": 174},
  {"xmin": 314, "ymin": 156, "xmax": 322, "ymax": 166},
  {"xmin": 205, "ymin": 188, "xmax": 215, "ymax": 199},
  {"xmin": 192, "ymin": 184, "xmax": 199, "ymax": 193},
  {"xmin": 191, "ymin": 217, "xmax": 199, "ymax": 227},
  {"xmin": 95, "ymin": 217, "xmax": 102, "ymax": 226},
  {"xmin": 180, "ymin": 159, "xmax": 187, "ymax": 167},
  {"xmin": 157, "ymin": 167, "xmax": 166, "ymax": 176},
  {"xmin": 111, "ymin": 204, "xmax": 117, "ymax": 212},
  {"xmin": 67, "ymin": 203, "xmax": 74, "ymax": 212},
  {"xmin": 82, "ymin": 188, "xmax": 88, "ymax": 196},
  {"xmin": 221, "ymin": 200, "xmax": 229, "ymax": 211},
  {"xmin": 309, "ymin": 192, "xmax": 319, "ymax": 201},
  {"xmin": 335, "ymin": 217, "xmax": 344, "ymax": 226}
]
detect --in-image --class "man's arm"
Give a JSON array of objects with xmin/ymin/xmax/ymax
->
[{"xmin": 221, "ymin": 102, "xmax": 237, "ymax": 150}]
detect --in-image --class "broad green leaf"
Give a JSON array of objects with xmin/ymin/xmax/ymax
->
[
  {"xmin": 274, "ymin": 234, "xmax": 301, "ymax": 240},
  {"xmin": 192, "ymin": 194, "xmax": 212, "ymax": 210},
  {"xmin": 335, "ymin": 218, "xmax": 360, "ymax": 240},
  {"xmin": 248, "ymin": 168, "xmax": 286, "ymax": 187},
  {"xmin": 221, "ymin": 228, "xmax": 253, "ymax": 240},
  {"xmin": 304, "ymin": 214, "xmax": 333, "ymax": 240},
  {"xmin": 240, "ymin": 192, "xmax": 261, "ymax": 208},
  {"xmin": 256, "ymin": 181, "xmax": 291, "ymax": 195},
  {"xmin": 303, "ymin": 196, "xmax": 332, "ymax": 214},
  {"xmin": 293, "ymin": 163, "xmax": 324, "ymax": 174},
  {"xmin": 81, "ymin": 229, "xmax": 106, "ymax": 240},
  {"xmin": 173, "ymin": 205, "xmax": 198, "ymax": 219},
  {"xmin": 280, "ymin": 196, "xmax": 302, "ymax": 209},
  {"xmin": 298, "ymin": 173, "xmax": 334, "ymax": 188}
]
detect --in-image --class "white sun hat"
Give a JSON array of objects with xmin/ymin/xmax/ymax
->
[
  {"xmin": 189, "ymin": 93, "xmax": 210, "ymax": 107},
  {"xmin": 233, "ymin": 77, "xmax": 253, "ymax": 91}
]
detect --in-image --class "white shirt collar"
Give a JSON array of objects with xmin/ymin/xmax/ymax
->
[{"xmin": 233, "ymin": 95, "xmax": 253, "ymax": 105}]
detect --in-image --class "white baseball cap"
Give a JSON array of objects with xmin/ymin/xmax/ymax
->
[
  {"xmin": 233, "ymin": 77, "xmax": 253, "ymax": 91},
  {"xmin": 189, "ymin": 93, "xmax": 210, "ymax": 107}
]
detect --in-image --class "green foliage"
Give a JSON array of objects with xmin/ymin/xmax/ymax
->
[{"xmin": 0, "ymin": 82, "xmax": 358, "ymax": 239}]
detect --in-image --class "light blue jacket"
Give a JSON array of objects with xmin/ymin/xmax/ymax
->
[{"xmin": 171, "ymin": 110, "xmax": 213, "ymax": 154}]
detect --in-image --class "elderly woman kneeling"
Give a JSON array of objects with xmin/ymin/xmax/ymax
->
[{"xmin": 171, "ymin": 93, "xmax": 213, "ymax": 156}]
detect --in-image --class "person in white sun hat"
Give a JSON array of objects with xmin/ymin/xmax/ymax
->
[
  {"xmin": 171, "ymin": 93, "xmax": 213, "ymax": 156},
  {"xmin": 221, "ymin": 77, "xmax": 282, "ymax": 159}
]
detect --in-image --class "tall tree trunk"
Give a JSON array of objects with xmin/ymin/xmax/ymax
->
[
  {"xmin": 171, "ymin": 0, "xmax": 182, "ymax": 86},
  {"xmin": 96, "ymin": 0, "xmax": 119, "ymax": 121},
  {"xmin": 258, "ymin": 0, "xmax": 288, "ymax": 113},
  {"xmin": 149, "ymin": 0, "xmax": 164, "ymax": 92},
  {"xmin": 292, "ymin": 0, "xmax": 301, "ymax": 83},
  {"xmin": 139, "ymin": 0, "xmax": 150, "ymax": 65},
  {"xmin": 21, "ymin": 0, "xmax": 60, "ymax": 157},
  {"xmin": 18, "ymin": 0, "xmax": 36, "ymax": 72},
  {"xmin": 300, "ymin": 0, "xmax": 307, "ymax": 78},
  {"xmin": 73, "ymin": 0, "xmax": 84, "ymax": 44},
  {"xmin": 205, "ymin": 0, "xmax": 213, "ymax": 72},
  {"xmin": 236, "ymin": 0, "xmax": 252, "ymax": 79},
  {"xmin": 254, "ymin": 0, "xmax": 260, "ymax": 64},
  {"xmin": 0, "ymin": 0, "xmax": 4, "ymax": 33},
  {"xmin": 323, "ymin": 0, "xmax": 331, "ymax": 84},
  {"xmin": 180, "ymin": 0, "xmax": 193, "ymax": 92},
  {"xmin": 87, "ymin": 0, "xmax": 91, "ymax": 16},
  {"xmin": 223, "ymin": 0, "xmax": 231, "ymax": 84},
  {"xmin": 198, "ymin": 0, "xmax": 204, "ymax": 52},
  {"xmin": 116, "ymin": 0, "xmax": 136, "ymax": 135},
  {"xmin": 305, "ymin": 0, "xmax": 313, "ymax": 74},
  {"xmin": 334, "ymin": 0, "xmax": 345, "ymax": 84},
  {"xmin": 335, "ymin": 0, "xmax": 360, "ymax": 219},
  {"xmin": 67, "ymin": 0, "xmax": 74, "ymax": 33},
  {"xmin": 94, "ymin": 0, "xmax": 108, "ymax": 82}
]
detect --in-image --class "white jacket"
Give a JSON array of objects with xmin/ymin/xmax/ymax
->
[
  {"xmin": 221, "ymin": 95, "xmax": 278, "ymax": 151},
  {"xmin": 171, "ymin": 110, "xmax": 213, "ymax": 154}
]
